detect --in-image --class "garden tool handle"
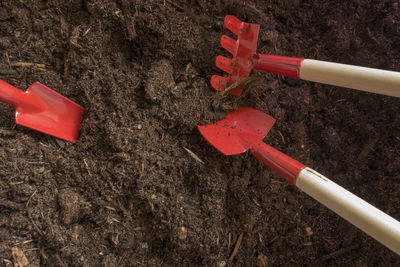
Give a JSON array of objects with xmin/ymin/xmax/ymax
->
[
  {"xmin": 251, "ymin": 141, "xmax": 400, "ymax": 255},
  {"xmin": 253, "ymin": 55, "xmax": 400, "ymax": 97},
  {"xmin": 0, "ymin": 79, "xmax": 28, "ymax": 107}
]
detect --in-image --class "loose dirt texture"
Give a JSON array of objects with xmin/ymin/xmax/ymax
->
[{"xmin": 1, "ymin": 0, "xmax": 400, "ymax": 266}]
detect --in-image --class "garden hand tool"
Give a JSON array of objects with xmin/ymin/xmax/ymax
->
[
  {"xmin": 213, "ymin": 15, "xmax": 400, "ymax": 97},
  {"xmin": 0, "ymin": 79, "xmax": 87, "ymax": 142},
  {"xmin": 198, "ymin": 107, "xmax": 400, "ymax": 255}
]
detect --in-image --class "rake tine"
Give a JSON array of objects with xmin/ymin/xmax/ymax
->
[
  {"xmin": 211, "ymin": 75, "xmax": 230, "ymax": 92},
  {"xmin": 224, "ymin": 15, "xmax": 242, "ymax": 36},
  {"xmin": 215, "ymin": 56, "xmax": 234, "ymax": 74},
  {"xmin": 220, "ymin": 35, "xmax": 237, "ymax": 55}
]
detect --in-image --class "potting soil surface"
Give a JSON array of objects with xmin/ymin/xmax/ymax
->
[{"xmin": 1, "ymin": 0, "xmax": 400, "ymax": 266}]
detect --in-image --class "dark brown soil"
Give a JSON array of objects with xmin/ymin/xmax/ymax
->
[{"xmin": 1, "ymin": 0, "xmax": 399, "ymax": 266}]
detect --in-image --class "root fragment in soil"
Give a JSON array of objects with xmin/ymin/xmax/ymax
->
[
  {"xmin": 26, "ymin": 190, "xmax": 44, "ymax": 238},
  {"xmin": 216, "ymin": 75, "xmax": 265, "ymax": 110},
  {"xmin": 229, "ymin": 232, "xmax": 244, "ymax": 261}
]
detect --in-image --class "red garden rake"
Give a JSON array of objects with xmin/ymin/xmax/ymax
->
[{"xmin": 212, "ymin": 15, "xmax": 400, "ymax": 97}]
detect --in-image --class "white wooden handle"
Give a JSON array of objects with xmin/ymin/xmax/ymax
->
[
  {"xmin": 300, "ymin": 59, "xmax": 400, "ymax": 97},
  {"xmin": 296, "ymin": 167, "xmax": 400, "ymax": 255}
]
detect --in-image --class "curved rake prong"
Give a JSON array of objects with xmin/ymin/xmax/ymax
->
[
  {"xmin": 215, "ymin": 56, "xmax": 234, "ymax": 74},
  {"xmin": 220, "ymin": 35, "xmax": 237, "ymax": 55},
  {"xmin": 211, "ymin": 75, "xmax": 229, "ymax": 92}
]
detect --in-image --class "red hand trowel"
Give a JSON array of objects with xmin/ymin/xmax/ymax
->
[
  {"xmin": 198, "ymin": 107, "xmax": 400, "ymax": 255},
  {"xmin": 213, "ymin": 15, "xmax": 400, "ymax": 97},
  {"xmin": 0, "ymin": 79, "xmax": 87, "ymax": 142}
]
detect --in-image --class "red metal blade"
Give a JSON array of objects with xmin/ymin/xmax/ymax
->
[
  {"xmin": 15, "ymin": 82, "xmax": 87, "ymax": 142},
  {"xmin": 198, "ymin": 107, "xmax": 276, "ymax": 155}
]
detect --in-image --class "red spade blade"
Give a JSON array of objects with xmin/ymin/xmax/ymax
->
[
  {"xmin": 0, "ymin": 80, "xmax": 87, "ymax": 142},
  {"xmin": 198, "ymin": 107, "xmax": 275, "ymax": 155}
]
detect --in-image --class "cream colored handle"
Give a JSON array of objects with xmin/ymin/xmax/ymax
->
[
  {"xmin": 296, "ymin": 167, "xmax": 400, "ymax": 255},
  {"xmin": 300, "ymin": 59, "xmax": 400, "ymax": 97}
]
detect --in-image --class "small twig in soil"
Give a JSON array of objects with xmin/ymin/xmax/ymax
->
[
  {"xmin": 5, "ymin": 51, "xmax": 11, "ymax": 67},
  {"xmin": 0, "ymin": 199, "xmax": 24, "ymax": 211},
  {"xmin": 183, "ymin": 147, "xmax": 204, "ymax": 164},
  {"xmin": 195, "ymin": 0, "xmax": 207, "ymax": 11},
  {"xmin": 83, "ymin": 158, "xmax": 93, "ymax": 178},
  {"xmin": 14, "ymin": 240, "xmax": 33, "ymax": 246},
  {"xmin": 69, "ymin": 40, "xmax": 82, "ymax": 48},
  {"xmin": 83, "ymin": 27, "xmax": 91, "ymax": 36},
  {"xmin": 0, "ymin": 189, "xmax": 11, "ymax": 196},
  {"xmin": 252, "ymin": 198, "xmax": 261, "ymax": 207},
  {"xmin": 63, "ymin": 59, "xmax": 69, "ymax": 81},
  {"xmin": 357, "ymin": 138, "xmax": 378, "ymax": 161},
  {"xmin": 165, "ymin": 0, "xmax": 185, "ymax": 11},
  {"xmin": 26, "ymin": 190, "xmax": 44, "ymax": 238},
  {"xmin": 121, "ymin": 0, "xmax": 137, "ymax": 41},
  {"xmin": 3, "ymin": 258, "xmax": 12, "ymax": 265},
  {"xmin": 321, "ymin": 244, "xmax": 359, "ymax": 261},
  {"xmin": 69, "ymin": 26, "xmax": 83, "ymax": 48},
  {"xmin": 54, "ymin": 254, "xmax": 67, "ymax": 267},
  {"xmin": 229, "ymin": 232, "xmax": 243, "ymax": 261},
  {"xmin": 213, "ymin": 167, "xmax": 223, "ymax": 177},
  {"xmin": 277, "ymin": 130, "xmax": 285, "ymax": 144},
  {"xmin": 104, "ymin": 206, "xmax": 116, "ymax": 211},
  {"xmin": 9, "ymin": 181, "xmax": 23, "ymax": 185},
  {"xmin": 367, "ymin": 28, "xmax": 381, "ymax": 45},
  {"xmin": 0, "ymin": 128, "xmax": 15, "ymax": 136},
  {"xmin": 11, "ymin": 62, "xmax": 46, "ymax": 70}
]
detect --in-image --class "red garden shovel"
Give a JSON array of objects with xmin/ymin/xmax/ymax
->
[
  {"xmin": 213, "ymin": 15, "xmax": 400, "ymax": 97},
  {"xmin": 0, "ymin": 79, "xmax": 87, "ymax": 142},
  {"xmin": 198, "ymin": 107, "xmax": 400, "ymax": 255}
]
